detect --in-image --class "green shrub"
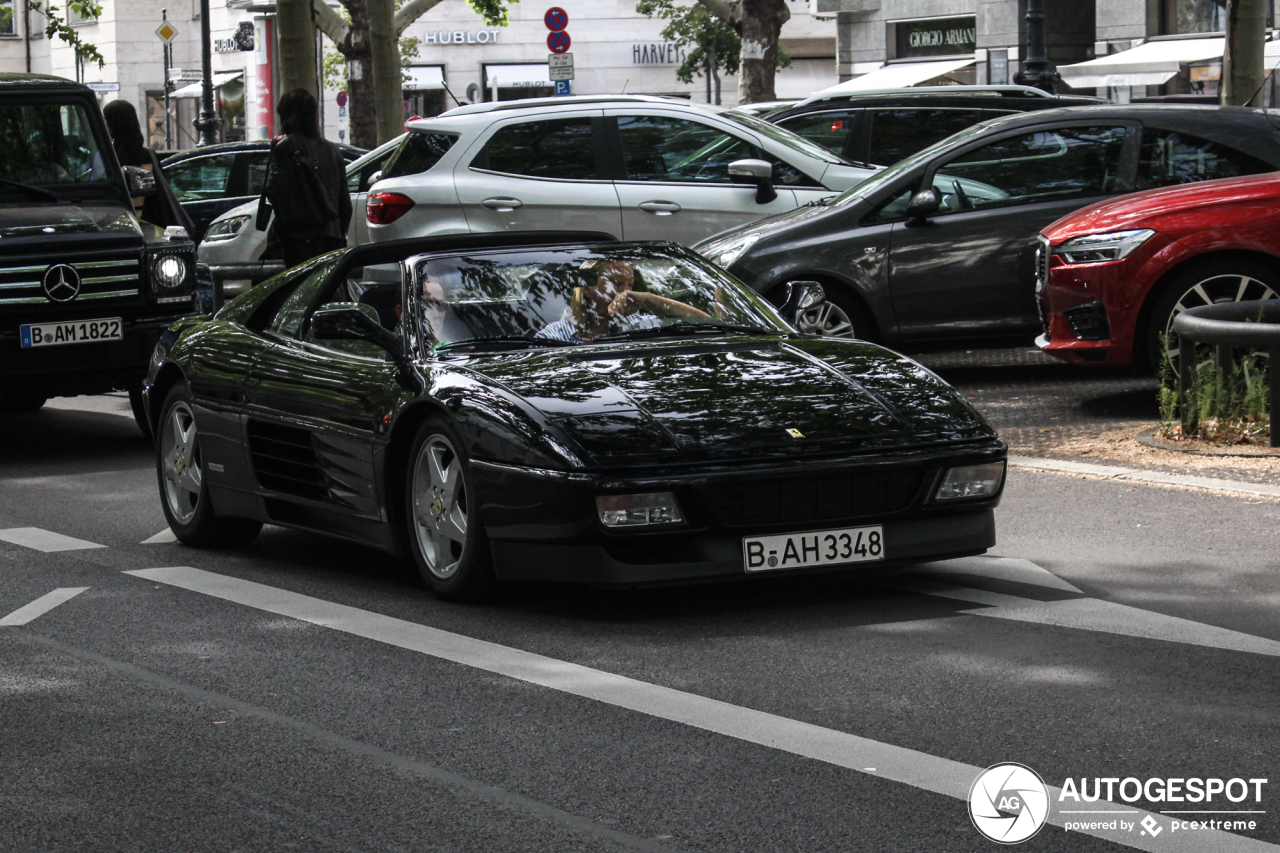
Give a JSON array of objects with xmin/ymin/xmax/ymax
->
[{"xmin": 1157, "ymin": 333, "xmax": 1270, "ymax": 443}]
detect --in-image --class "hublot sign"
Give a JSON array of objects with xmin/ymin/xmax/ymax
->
[{"xmin": 895, "ymin": 16, "xmax": 977, "ymax": 59}]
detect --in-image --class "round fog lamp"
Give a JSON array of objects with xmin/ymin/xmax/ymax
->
[{"xmin": 153, "ymin": 255, "xmax": 187, "ymax": 290}]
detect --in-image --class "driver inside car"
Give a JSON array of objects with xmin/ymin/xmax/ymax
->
[{"xmin": 537, "ymin": 259, "xmax": 708, "ymax": 343}]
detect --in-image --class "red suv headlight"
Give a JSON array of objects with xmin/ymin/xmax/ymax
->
[{"xmin": 366, "ymin": 192, "xmax": 415, "ymax": 225}]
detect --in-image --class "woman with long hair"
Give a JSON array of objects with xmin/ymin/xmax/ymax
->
[{"xmin": 102, "ymin": 99, "xmax": 194, "ymax": 235}]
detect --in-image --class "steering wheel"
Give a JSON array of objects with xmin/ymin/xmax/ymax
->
[{"xmin": 952, "ymin": 179, "xmax": 973, "ymax": 211}]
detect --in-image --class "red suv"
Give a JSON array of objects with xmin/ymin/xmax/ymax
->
[{"xmin": 1037, "ymin": 172, "xmax": 1280, "ymax": 372}]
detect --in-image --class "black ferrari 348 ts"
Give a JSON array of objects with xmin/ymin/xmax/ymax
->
[{"xmin": 143, "ymin": 232, "xmax": 1006, "ymax": 599}]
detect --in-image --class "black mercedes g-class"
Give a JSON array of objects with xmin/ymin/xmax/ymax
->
[{"xmin": 1, "ymin": 73, "xmax": 197, "ymax": 425}]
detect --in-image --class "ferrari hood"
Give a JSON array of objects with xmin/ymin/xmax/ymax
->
[{"xmin": 466, "ymin": 338, "xmax": 992, "ymax": 463}]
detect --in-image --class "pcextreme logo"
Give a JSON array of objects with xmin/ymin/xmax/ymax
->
[{"xmin": 969, "ymin": 763, "xmax": 1050, "ymax": 844}]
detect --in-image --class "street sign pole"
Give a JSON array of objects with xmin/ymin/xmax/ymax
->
[
  {"xmin": 157, "ymin": 11, "xmax": 177, "ymax": 149},
  {"xmin": 194, "ymin": 0, "xmax": 221, "ymax": 146}
]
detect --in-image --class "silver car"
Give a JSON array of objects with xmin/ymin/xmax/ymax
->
[
  {"xmin": 365, "ymin": 95, "xmax": 875, "ymax": 247},
  {"xmin": 198, "ymin": 136, "xmax": 404, "ymax": 297}
]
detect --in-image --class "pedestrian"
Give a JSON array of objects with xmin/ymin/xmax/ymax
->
[
  {"xmin": 258, "ymin": 88, "xmax": 352, "ymax": 269},
  {"xmin": 101, "ymin": 99, "xmax": 194, "ymax": 234}
]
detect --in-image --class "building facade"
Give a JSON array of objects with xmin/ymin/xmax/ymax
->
[{"xmin": 0, "ymin": 0, "xmax": 838, "ymax": 151}]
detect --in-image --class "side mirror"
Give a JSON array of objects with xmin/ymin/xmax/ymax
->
[
  {"xmin": 310, "ymin": 303, "xmax": 404, "ymax": 360},
  {"xmin": 905, "ymin": 187, "xmax": 941, "ymax": 222},
  {"xmin": 123, "ymin": 165, "xmax": 156, "ymax": 197},
  {"xmin": 780, "ymin": 280, "xmax": 826, "ymax": 319},
  {"xmin": 728, "ymin": 158, "xmax": 777, "ymax": 204}
]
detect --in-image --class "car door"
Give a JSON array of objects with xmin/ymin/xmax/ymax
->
[
  {"xmin": 453, "ymin": 111, "xmax": 623, "ymax": 238},
  {"xmin": 607, "ymin": 110, "xmax": 802, "ymax": 244},
  {"xmin": 163, "ymin": 152, "xmax": 238, "ymax": 241},
  {"xmin": 241, "ymin": 259, "xmax": 401, "ymax": 518},
  {"xmin": 885, "ymin": 122, "xmax": 1136, "ymax": 341}
]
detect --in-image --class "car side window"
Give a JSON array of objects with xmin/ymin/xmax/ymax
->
[
  {"xmin": 470, "ymin": 118, "xmax": 597, "ymax": 180},
  {"xmin": 867, "ymin": 109, "xmax": 985, "ymax": 168},
  {"xmin": 1136, "ymin": 128, "xmax": 1273, "ymax": 190},
  {"xmin": 266, "ymin": 261, "xmax": 340, "ymax": 339},
  {"xmin": 617, "ymin": 115, "xmax": 758, "ymax": 184},
  {"xmin": 931, "ymin": 125, "xmax": 1127, "ymax": 211},
  {"xmin": 244, "ymin": 152, "xmax": 269, "ymax": 196},
  {"xmin": 165, "ymin": 153, "xmax": 236, "ymax": 201},
  {"xmin": 775, "ymin": 111, "xmax": 858, "ymax": 158}
]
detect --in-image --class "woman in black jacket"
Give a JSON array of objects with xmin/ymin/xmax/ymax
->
[{"xmin": 102, "ymin": 99, "xmax": 195, "ymax": 236}]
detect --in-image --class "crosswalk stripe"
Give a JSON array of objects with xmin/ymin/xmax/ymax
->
[
  {"xmin": 141, "ymin": 529, "xmax": 178, "ymax": 544},
  {"xmin": 126, "ymin": 565, "xmax": 1279, "ymax": 853},
  {"xmin": 0, "ymin": 527, "xmax": 105, "ymax": 552},
  {"xmin": 0, "ymin": 587, "xmax": 89, "ymax": 626}
]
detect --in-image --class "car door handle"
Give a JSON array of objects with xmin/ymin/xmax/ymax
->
[
  {"xmin": 638, "ymin": 201, "xmax": 681, "ymax": 215},
  {"xmin": 482, "ymin": 197, "xmax": 523, "ymax": 211}
]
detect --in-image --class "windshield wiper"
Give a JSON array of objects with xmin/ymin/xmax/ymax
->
[
  {"xmin": 0, "ymin": 178, "xmax": 60, "ymax": 202},
  {"xmin": 598, "ymin": 322, "xmax": 778, "ymax": 342},
  {"xmin": 435, "ymin": 334, "xmax": 576, "ymax": 352}
]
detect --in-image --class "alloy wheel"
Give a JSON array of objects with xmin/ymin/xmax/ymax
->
[
  {"xmin": 411, "ymin": 433, "xmax": 469, "ymax": 579},
  {"xmin": 794, "ymin": 300, "xmax": 855, "ymax": 338},
  {"xmin": 1163, "ymin": 273, "xmax": 1278, "ymax": 367},
  {"xmin": 160, "ymin": 401, "xmax": 202, "ymax": 525}
]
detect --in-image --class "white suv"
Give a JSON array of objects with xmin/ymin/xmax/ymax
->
[{"xmin": 365, "ymin": 95, "xmax": 875, "ymax": 246}]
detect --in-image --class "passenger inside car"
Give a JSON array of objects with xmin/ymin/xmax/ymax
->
[{"xmin": 537, "ymin": 259, "xmax": 709, "ymax": 343}]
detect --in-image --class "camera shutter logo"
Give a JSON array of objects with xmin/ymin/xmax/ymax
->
[
  {"xmin": 42, "ymin": 264, "xmax": 81, "ymax": 303},
  {"xmin": 969, "ymin": 763, "xmax": 1050, "ymax": 844}
]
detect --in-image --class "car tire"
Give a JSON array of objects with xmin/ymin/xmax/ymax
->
[
  {"xmin": 1145, "ymin": 258, "xmax": 1280, "ymax": 374},
  {"xmin": 129, "ymin": 386, "xmax": 152, "ymax": 440},
  {"xmin": 405, "ymin": 417, "xmax": 496, "ymax": 601},
  {"xmin": 784, "ymin": 283, "xmax": 879, "ymax": 342},
  {"xmin": 156, "ymin": 382, "xmax": 262, "ymax": 547},
  {"xmin": 0, "ymin": 389, "xmax": 47, "ymax": 414}
]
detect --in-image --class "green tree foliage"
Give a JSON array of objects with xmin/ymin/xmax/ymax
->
[{"xmin": 29, "ymin": 1, "xmax": 105, "ymax": 68}]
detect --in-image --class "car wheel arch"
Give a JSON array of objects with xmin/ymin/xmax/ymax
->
[
  {"xmin": 1136, "ymin": 248, "xmax": 1280, "ymax": 373},
  {"xmin": 148, "ymin": 363, "xmax": 188, "ymax": 437},
  {"xmin": 384, "ymin": 399, "xmax": 455, "ymax": 549}
]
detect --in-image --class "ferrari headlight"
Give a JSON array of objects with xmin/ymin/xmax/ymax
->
[
  {"xmin": 203, "ymin": 214, "xmax": 250, "ymax": 242},
  {"xmin": 702, "ymin": 234, "xmax": 760, "ymax": 269},
  {"xmin": 1056, "ymin": 229, "xmax": 1155, "ymax": 264},
  {"xmin": 596, "ymin": 492, "xmax": 685, "ymax": 528},
  {"xmin": 151, "ymin": 255, "xmax": 188, "ymax": 290},
  {"xmin": 934, "ymin": 462, "xmax": 1005, "ymax": 502}
]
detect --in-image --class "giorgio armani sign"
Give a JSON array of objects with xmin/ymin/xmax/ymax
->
[{"xmin": 895, "ymin": 16, "xmax": 977, "ymax": 59}]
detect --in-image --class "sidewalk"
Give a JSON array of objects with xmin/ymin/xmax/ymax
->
[{"xmin": 916, "ymin": 345, "xmax": 1280, "ymax": 498}]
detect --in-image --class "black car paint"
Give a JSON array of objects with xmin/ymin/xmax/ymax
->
[
  {"xmin": 145, "ymin": 234, "xmax": 1005, "ymax": 585},
  {"xmin": 705, "ymin": 105, "xmax": 1280, "ymax": 349},
  {"xmin": 1, "ymin": 73, "xmax": 198, "ymax": 402}
]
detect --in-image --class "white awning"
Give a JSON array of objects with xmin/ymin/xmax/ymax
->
[
  {"xmin": 483, "ymin": 64, "xmax": 551, "ymax": 88},
  {"xmin": 404, "ymin": 65, "xmax": 445, "ymax": 90},
  {"xmin": 171, "ymin": 72, "xmax": 244, "ymax": 99},
  {"xmin": 812, "ymin": 58, "xmax": 976, "ymax": 95},
  {"xmin": 1058, "ymin": 37, "xmax": 1229, "ymax": 88}
]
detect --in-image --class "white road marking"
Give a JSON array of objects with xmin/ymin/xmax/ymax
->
[
  {"xmin": 141, "ymin": 529, "xmax": 178, "ymax": 544},
  {"xmin": 0, "ymin": 587, "xmax": 89, "ymax": 626},
  {"xmin": 0, "ymin": 527, "xmax": 105, "ymax": 552},
  {"xmin": 125, "ymin": 566, "xmax": 1278, "ymax": 853},
  {"xmin": 918, "ymin": 583, "xmax": 1280, "ymax": 657},
  {"xmin": 1011, "ymin": 456, "xmax": 1280, "ymax": 500}
]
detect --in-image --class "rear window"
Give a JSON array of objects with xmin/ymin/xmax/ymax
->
[
  {"xmin": 382, "ymin": 132, "xmax": 457, "ymax": 179},
  {"xmin": 1136, "ymin": 128, "xmax": 1274, "ymax": 189}
]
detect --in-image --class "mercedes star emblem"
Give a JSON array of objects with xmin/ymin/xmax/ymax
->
[{"xmin": 42, "ymin": 264, "xmax": 81, "ymax": 303}]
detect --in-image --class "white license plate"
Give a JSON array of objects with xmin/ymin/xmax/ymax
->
[
  {"xmin": 744, "ymin": 525, "xmax": 884, "ymax": 573},
  {"xmin": 20, "ymin": 317, "xmax": 123, "ymax": 348}
]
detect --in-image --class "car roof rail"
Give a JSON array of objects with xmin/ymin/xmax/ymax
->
[
  {"xmin": 792, "ymin": 84, "xmax": 1062, "ymax": 108},
  {"xmin": 439, "ymin": 93, "xmax": 697, "ymax": 117}
]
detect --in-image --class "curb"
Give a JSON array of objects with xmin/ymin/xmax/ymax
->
[
  {"xmin": 1009, "ymin": 455, "xmax": 1280, "ymax": 500},
  {"xmin": 1135, "ymin": 427, "xmax": 1280, "ymax": 458}
]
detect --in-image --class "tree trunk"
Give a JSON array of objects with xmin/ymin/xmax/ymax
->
[
  {"xmin": 710, "ymin": 42, "xmax": 721, "ymax": 105},
  {"xmin": 342, "ymin": 0, "xmax": 378, "ymax": 150},
  {"xmin": 368, "ymin": 0, "xmax": 402, "ymax": 145},
  {"xmin": 733, "ymin": 0, "xmax": 788, "ymax": 104},
  {"xmin": 1222, "ymin": 0, "xmax": 1267, "ymax": 106},
  {"xmin": 276, "ymin": 0, "xmax": 318, "ymax": 98}
]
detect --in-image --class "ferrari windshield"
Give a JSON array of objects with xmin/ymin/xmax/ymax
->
[
  {"xmin": 406, "ymin": 245, "xmax": 791, "ymax": 350},
  {"xmin": 0, "ymin": 102, "xmax": 109, "ymax": 189}
]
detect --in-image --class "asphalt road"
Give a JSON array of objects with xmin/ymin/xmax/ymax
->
[{"xmin": 1, "ymin": 388, "xmax": 1277, "ymax": 853}]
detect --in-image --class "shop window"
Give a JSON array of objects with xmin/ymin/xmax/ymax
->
[
  {"xmin": 1161, "ymin": 0, "xmax": 1272, "ymax": 33},
  {"xmin": 0, "ymin": 0, "xmax": 16, "ymax": 36},
  {"xmin": 1136, "ymin": 128, "xmax": 1273, "ymax": 189},
  {"xmin": 471, "ymin": 118, "xmax": 597, "ymax": 180}
]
